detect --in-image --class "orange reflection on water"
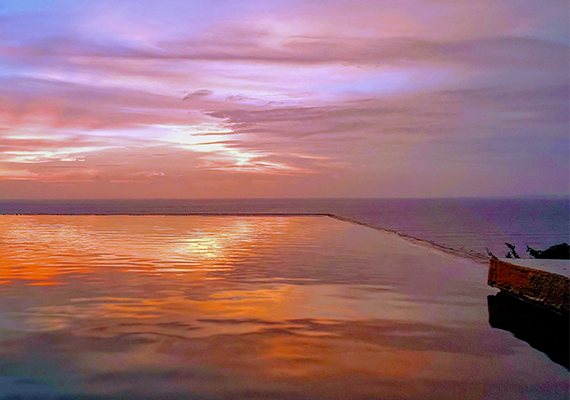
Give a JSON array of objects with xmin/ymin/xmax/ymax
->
[
  {"xmin": 0, "ymin": 245, "xmax": 84, "ymax": 285},
  {"xmin": 0, "ymin": 216, "xmax": 565, "ymax": 399},
  {"xmin": 0, "ymin": 215, "xmax": 316, "ymax": 285},
  {"xmin": 259, "ymin": 334, "xmax": 435, "ymax": 383}
]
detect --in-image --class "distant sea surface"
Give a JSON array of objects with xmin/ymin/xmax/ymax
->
[{"xmin": 1, "ymin": 197, "xmax": 568, "ymax": 260}]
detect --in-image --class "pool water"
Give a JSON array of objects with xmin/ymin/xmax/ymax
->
[{"xmin": 0, "ymin": 216, "xmax": 567, "ymax": 399}]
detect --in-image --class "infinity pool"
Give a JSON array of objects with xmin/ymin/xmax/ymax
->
[{"xmin": 0, "ymin": 216, "xmax": 566, "ymax": 399}]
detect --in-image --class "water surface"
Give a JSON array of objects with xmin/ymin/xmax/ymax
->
[
  {"xmin": 1, "ymin": 197, "xmax": 567, "ymax": 258},
  {"xmin": 0, "ymin": 216, "xmax": 567, "ymax": 399}
]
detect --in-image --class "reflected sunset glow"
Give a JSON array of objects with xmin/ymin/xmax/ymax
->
[
  {"xmin": 0, "ymin": 215, "xmax": 565, "ymax": 399},
  {"xmin": 0, "ymin": 216, "xmax": 310, "ymax": 284}
]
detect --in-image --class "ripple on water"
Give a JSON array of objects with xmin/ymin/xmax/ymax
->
[{"xmin": 0, "ymin": 215, "xmax": 566, "ymax": 399}]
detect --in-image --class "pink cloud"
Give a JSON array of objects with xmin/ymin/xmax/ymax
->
[{"xmin": 0, "ymin": 0, "xmax": 567, "ymax": 198}]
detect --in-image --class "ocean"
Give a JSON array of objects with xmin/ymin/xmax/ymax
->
[{"xmin": 1, "ymin": 197, "xmax": 568, "ymax": 261}]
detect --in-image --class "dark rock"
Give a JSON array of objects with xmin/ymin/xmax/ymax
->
[{"xmin": 527, "ymin": 243, "xmax": 570, "ymax": 260}]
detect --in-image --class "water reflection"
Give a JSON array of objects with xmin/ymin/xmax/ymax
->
[
  {"xmin": 488, "ymin": 292, "xmax": 569, "ymax": 369},
  {"xmin": 0, "ymin": 216, "xmax": 567, "ymax": 399},
  {"xmin": 0, "ymin": 216, "xmax": 313, "ymax": 285}
]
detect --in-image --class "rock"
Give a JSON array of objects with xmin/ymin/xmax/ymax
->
[{"xmin": 527, "ymin": 243, "xmax": 570, "ymax": 260}]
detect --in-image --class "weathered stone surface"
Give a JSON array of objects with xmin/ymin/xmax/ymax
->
[{"xmin": 488, "ymin": 257, "xmax": 569, "ymax": 314}]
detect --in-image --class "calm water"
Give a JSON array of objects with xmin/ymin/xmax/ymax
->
[
  {"xmin": 0, "ymin": 198, "xmax": 568, "ymax": 260},
  {"xmin": 0, "ymin": 215, "xmax": 567, "ymax": 399}
]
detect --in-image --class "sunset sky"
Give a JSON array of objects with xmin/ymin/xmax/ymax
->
[{"xmin": 0, "ymin": 0, "xmax": 568, "ymax": 199}]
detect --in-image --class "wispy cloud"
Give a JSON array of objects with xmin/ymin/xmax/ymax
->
[{"xmin": 0, "ymin": 0, "xmax": 568, "ymax": 198}]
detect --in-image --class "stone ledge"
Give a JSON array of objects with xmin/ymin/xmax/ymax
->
[{"xmin": 488, "ymin": 257, "xmax": 569, "ymax": 314}]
